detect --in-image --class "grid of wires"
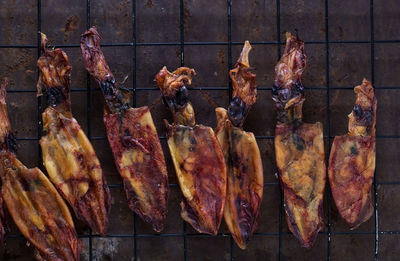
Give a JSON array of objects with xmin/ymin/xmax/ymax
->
[{"xmin": 1, "ymin": 0, "xmax": 399, "ymax": 260}]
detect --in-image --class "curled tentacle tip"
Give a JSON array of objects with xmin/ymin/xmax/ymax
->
[
  {"xmin": 82, "ymin": 26, "xmax": 98, "ymax": 36},
  {"xmin": 81, "ymin": 27, "xmax": 102, "ymax": 50},
  {"xmin": 285, "ymin": 31, "xmax": 292, "ymax": 40},
  {"xmin": 361, "ymin": 78, "xmax": 372, "ymax": 88},
  {"xmin": 40, "ymin": 32, "xmax": 47, "ymax": 42},
  {"xmin": 40, "ymin": 32, "xmax": 48, "ymax": 52},
  {"xmin": 155, "ymin": 66, "xmax": 196, "ymax": 97},
  {"xmin": 348, "ymin": 79, "xmax": 376, "ymax": 136},
  {"xmin": 228, "ymin": 40, "xmax": 257, "ymax": 126},
  {"xmin": 355, "ymin": 78, "xmax": 374, "ymax": 98},
  {"xmin": 237, "ymin": 40, "xmax": 252, "ymax": 68},
  {"xmin": 89, "ymin": 26, "xmax": 98, "ymax": 32}
]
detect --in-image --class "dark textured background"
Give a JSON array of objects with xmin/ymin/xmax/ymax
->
[{"xmin": 0, "ymin": 0, "xmax": 399, "ymax": 260}]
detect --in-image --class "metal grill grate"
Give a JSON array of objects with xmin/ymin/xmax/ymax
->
[{"xmin": 1, "ymin": 0, "xmax": 400, "ymax": 260}]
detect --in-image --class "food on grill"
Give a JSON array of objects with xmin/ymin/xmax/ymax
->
[
  {"xmin": 81, "ymin": 27, "xmax": 169, "ymax": 232},
  {"xmin": 37, "ymin": 33, "xmax": 111, "ymax": 236},
  {"xmin": 156, "ymin": 66, "xmax": 227, "ymax": 235},
  {"xmin": 328, "ymin": 79, "xmax": 376, "ymax": 229},
  {"xmin": 0, "ymin": 79, "xmax": 81, "ymax": 260},
  {"xmin": 272, "ymin": 33, "xmax": 326, "ymax": 248},
  {"xmin": 215, "ymin": 41, "xmax": 263, "ymax": 249}
]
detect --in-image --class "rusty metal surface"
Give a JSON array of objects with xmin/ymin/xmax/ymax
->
[{"xmin": 0, "ymin": 0, "xmax": 400, "ymax": 260}]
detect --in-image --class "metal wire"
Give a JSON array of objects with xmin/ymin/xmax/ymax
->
[
  {"xmin": 1, "ymin": 39, "xmax": 400, "ymax": 49},
  {"xmin": 275, "ymin": 1, "xmax": 284, "ymax": 260},
  {"xmin": 36, "ymin": 0, "xmax": 42, "ymax": 166},
  {"xmin": 6, "ymin": 85, "xmax": 400, "ymax": 92},
  {"xmin": 130, "ymin": 1, "xmax": 138, "ymax": 259},
  {"xmin": 325, "ymin": 0, "xmax": 332, "ymax": 260},
  {"xmin": 226, "ymin": 0, "xmax": 234, "ymax": 259},
  {"xmin": 83, "ymin": 1, "xmax": 94, "ymax": 259},
  {"xmin": 179, "ymin": 1, "xmax": 187, "ymax": 260},
  {"xmin": 0, "ymin": 0, "xmax": 393, "ymax": 260},
  {"xmin": 370, "ymin": 1, "xmax": 379, "ymax": 260}
]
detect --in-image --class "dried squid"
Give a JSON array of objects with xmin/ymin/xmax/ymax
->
[
  {"xmin": 156, "ymin": 66, "xmax": 227, "ymax": 235},
  {"xmin": 328, "ymin": 79, "xmax": 376, "ymax": 229},
  {"xmin": 81, "ymin": 27, "xmax": 169, "ymax": 232},
  {"xmin": 215, "ymin": 41, "xmax": 263, "ymax": 249},
  {"xmin": 273, "ymin": 33, "xmax": 326, "ymax": 248},
  {"xmin": 37, "ymin": 33, "xmax": 111, "ymax": 236},
  {"xmin": 0, "ymin": 79, "xmax": 81, "ymax": 260}
]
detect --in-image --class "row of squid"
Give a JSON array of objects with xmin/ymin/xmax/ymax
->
[{"xmin": 0, "ymin": 28, "xmax": 376, "ymax": 260}]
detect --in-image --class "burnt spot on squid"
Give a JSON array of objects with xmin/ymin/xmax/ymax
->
[
  {"xmin": 292, "ymin": 119, "xmax": 302, "ymax": 131},
  {"xmin": 47, "ymin": 87, "xmax": 67, "ymax": 107},
  {"xmin": 272, "ymin": 81, "xmax": 305, "ymax": 123},
  {"xmin": 190, "ymin": 135, "xmax": 197, "ymax": 145},
  {"xmin": 162, "ymin": 85, "xmax": 189, "ymax": 112},
  {"xmin": 74, "ymin": 152, "xmax": 86, "ymax": 171},
  {"xmin": 272, "ymin": 81, "xmax": 304, "ymax": 106},
  {"xmin": 230, "ymin": 152, "xmax": 246, "ymax": 180},
  {"xmin": 121, "ymin": 135, "xmax": 134, "ymax": 148},
  {"xmin": 181, "ymin": 197, "xmax": 200, "ymax": 225},
  {"xmin": 291, "ymin": 81, "xmax": 304, "ymax": 97},
  {"xmin": 292, "ymin": 133, "xmax": 305, "ymax": 151},
  {"xmin": 228, "ymin": 97, "xmax": 246, "ymax": 127},
  {"xmin": 353, "ymin": 104, "xmax": 373, "ymax": 127},
  {"xmin": 175, "ymin": 85, "xmax": 188, "ymax": 107},
  {"xmin": 350, "ymin": 146, "xmax": 358, "ymax": 156},
  {"xmin": 235, "ymin": 196, "xmax": 253, "ymax": 242},
  {"xmin": 100, "ymin": 79, "xmax": 130, "ymax": 114},
  {"xmin": 179, "ymin": 162, "xmax": 185, "ymax": 170},
  {"xmin": 18, "ymin": 177, "xmax": 32, "ymax": 191},
  {"xmin": 234, "ymin": 196, "xmax": 242, "ymax": 218},
  {"xmin": 5, "ymin": 133, "xmax": 17, "ymax": 154},
  {"xmin": 100, "ymin": 78, "xmax": 116, "ymax": 97}
]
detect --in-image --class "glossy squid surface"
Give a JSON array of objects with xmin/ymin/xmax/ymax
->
[
  {"xmin": 81, "ymin": 27, "xmax": 169, "ymax": 232},
  {"xmin": 215, "ymin": 41, "xmax": 263, "ymax": 249},
  {"xmin": 156, "ymin": 66, "xmax": 227, "ymax": 235},
  {"xmin": 273, "ymin": 33, "xmax": 326, "ymax": 248},
  {"xmin": 37, "ymin": 33, "xmax": 111, "ymax": 236},
  {"xmin": 328, "ymin": 79, "xmax": 376, "ymax": 229},
  {"xmin": 0, "ymin": 79, "xmax": 81, "ymax": 261}
]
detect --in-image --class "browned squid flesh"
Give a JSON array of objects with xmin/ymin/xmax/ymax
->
[
  {"xmin": 215, "ymin": 41, "xmax": 263, "ymax": 249},
  {"xmin": 156, "ymin": 67, "xmax": 227, "ymax": 235},
  {"xmin": 329, "ymin": 79, "xmax": 376, "ymax": 229},
  {"xmin": 0, "ymin": 79, "xmax": 81, "ymax": 261},
  {"xmin": 81, "ymin": 27, "xmax": 169, "ymax": 232},
  {"xmin": 37, "ymin": 33, "xmax": 111, "ymax": 236},
  {"xmin": 273, "ymin": 33, "xmax": 326, "ymax": 248}
]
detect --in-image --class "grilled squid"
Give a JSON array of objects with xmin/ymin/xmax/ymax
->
[
  {"xmin": 156, "ymin": 66, "xmax": 227, "ymax": 235},
  {"xmin": 215, "ymin": 41, "xmax": 263, "ymax": 249},
  {"xmin": 273, "ymin": 33, "xmax": 326, "ymax": 248},
  {"xmin": 328, "ymin": 79, "xmax": 376, "ymax": 229},
  {"xmin": 0, "ymin": 79, "xmax": 81, "ymax": 260},
  {"xmin": 81, "ymin": 27, "xmax": 169, "ymax": 232},
  {"xmin": 37, "ymin": 33, "xmax": 111, "ymax": 236}
]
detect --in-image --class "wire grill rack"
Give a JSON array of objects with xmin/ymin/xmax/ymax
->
[{"xmin": 0, "ymin": 0, "xmax": 400, "ymax": 260}]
